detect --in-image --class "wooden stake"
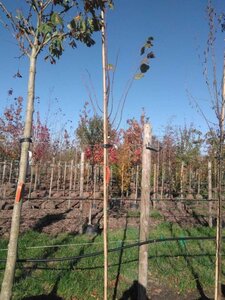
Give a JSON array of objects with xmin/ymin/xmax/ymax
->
[{"xmin": 138, "ymin": 123, "xmax": 151, "ymax": 300}]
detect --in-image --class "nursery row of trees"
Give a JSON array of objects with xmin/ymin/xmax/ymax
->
[{"xmin": 0, "ymin": 96, "xmax": 222, "ymax": 198}]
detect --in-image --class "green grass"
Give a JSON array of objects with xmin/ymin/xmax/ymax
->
[{"xmin": 0, "ymin": 221, "xmax": 224, "ymax": 299}]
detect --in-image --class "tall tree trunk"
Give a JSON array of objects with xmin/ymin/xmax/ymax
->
[{"xmin": 0, "ymin": 46, "xmax": 37, "ymax": 300}]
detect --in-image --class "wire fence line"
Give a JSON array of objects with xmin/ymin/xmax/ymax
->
[{"xmin": 0, "ymin": 235, "xmax": 224, "ymax": 264}]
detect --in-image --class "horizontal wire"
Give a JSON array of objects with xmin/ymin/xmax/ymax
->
[{"xmin": 0, "ymin": 235, "xmax": 223, "ymax": 264}]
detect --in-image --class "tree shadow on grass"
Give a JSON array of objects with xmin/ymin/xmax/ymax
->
[
  {"xmin": 169, "ymin": 224, "xmax": 211, "ymax": 300},
  {"xmin": 20, "ymin": 233, "xmax": 99, "ymax": 300},
  {"xmin": 22, "ymin": 291, "xmax": 63, "ymax": 300},
  {"xmin": 112, "ymin": 213, "xmax": 128, "ymax": 300},
  {"xmin": 119, "ymin": 280, "xmax": 149, "ymax": 300}
]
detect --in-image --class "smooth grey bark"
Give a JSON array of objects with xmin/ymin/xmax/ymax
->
[{"xmin": 0, "ymin": 45, "xmax": 37, "ymax": 300}]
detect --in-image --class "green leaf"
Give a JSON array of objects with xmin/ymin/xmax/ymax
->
[
  {"xmin": 38, "ymin": 23, "xmax": 53, "ymax": 35},
  {"xmin": 51, "ymin": 12, "xmax": 63, "ymax": 25},
  {"xmin": 134, "ymin": 73, "xmax": 144, "ymax": 80}
]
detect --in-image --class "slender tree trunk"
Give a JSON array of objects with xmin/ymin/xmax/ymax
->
[
  {"xmin": 0, "ymin": 47, "xmax": 37, "ymax": 300},
  {"xmin": 214, "ymin": 57, "xmax": 225, "ymax": 300},
  {"xmin": 34, "ymin": 163, "xmax": 38, "ymax": 191},
  {"xmin": 161, "ymin": 150, "xmax": 165, "ymax": 199},
  {"xmin": 135, "ymin": 165, "xmax": 139, "ymax": 202},
  {"xmin": 68, "ymin": 159, "xmax": 73, "ymax": 209},
  {"xmin": 2, "ymin": 160, "xmax": 6, "ymax": 185},
  {"xmin": 208, "ymin": 160, "xmax": 213, "ymax": 228},
  {"xmin": 197, "ymin": 171, "xmax": 201, "ymax": 195},
  {"xmin": 73, "ymin": 150, "xmax": 77, "ymax": 191},
  {"xmin": 180, "ymin": 161, "xmax": 184, "ymax": 199},
  {"xmin": 28, "ymin": 165, "xmax": 34, "ymax": 200},
  {"xmin": 188, "ymin": 167, "xmax": 192, "ymax": 194},
  {"xmin": 156, "ymin": 141, "xmax": 160, "ymax": 195},
  {"xmin": 79, "ymin": 150, "xmax": 85, "ymax": 210},
  {"xmin": 63, "ymin": 161, "xmax": 67, "ymax": 196},
  {"xmin": 8, "ymin": 161, "xmax": 13, "ymax": 184},
  {"xmin": 153, "ymin": 163, "xmax": 157, "ymax": 208},
  {"xmin": 138, "ymin": 123, "xmax": 152, "ymax": 300},
  {"xmin": 49, "ymin": 158, "xmax": 55, "ymax": 198},
  {"xmin": 57, "ymin": 161, "xmax": 61, "ymax": 192}
]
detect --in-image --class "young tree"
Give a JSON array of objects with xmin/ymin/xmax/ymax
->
[
  {"xmin": 189, "ymin": 2, "xmax": 225, "ymax": 298},
  {"xmin": 0, "ymin": 94, "xmax": 24, "ymax": 160},
  {"xmin": 0, "ymin": 1, "xmax": 112, "ymax": 299}
]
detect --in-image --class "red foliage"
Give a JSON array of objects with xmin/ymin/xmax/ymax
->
[
  {"xmin": 32, "ymin": 112, "xmax": 51, "ymax": 162},
  {"xmin": 0, "ymin": 96, "xmax": 24, "ymax": 159}
]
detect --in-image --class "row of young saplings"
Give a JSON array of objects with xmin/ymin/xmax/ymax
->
[{"xmin": 0, "ymin": 159, "xmax": 222, "ymax": 202}]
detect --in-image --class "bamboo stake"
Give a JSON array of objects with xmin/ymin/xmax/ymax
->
[{"xmin": 101, "ymin": 8, "xmax": 109, "ymax": 300}]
